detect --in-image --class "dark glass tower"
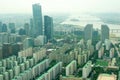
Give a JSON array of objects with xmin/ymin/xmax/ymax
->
[
  {"xmin": 2, "ymin": 23, "xmax": 8, "ymax": 32},
  {"xmin": 44, "ymin": 15, "xmax": 53, "ymax": 42},
  {"xmin": 9, "ymin": 23, "xmax": 16, "ymax": 33},
  {"xmin": 32, "ymin": 4, "xmax": 43, "ymax": 37},
  {"xmin": 0, "ymin": 22, "xmax": 2, "ymax": 33},
  {"xmin": 101, "ymin": 24, "xmax": 109, "ymax": 42}
]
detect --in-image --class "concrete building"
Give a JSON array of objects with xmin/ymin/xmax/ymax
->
[
  {"xmin": 32, "ymin": 3, "xmax": 43, "ymax": 37},
  {"xmin": 0, "ymin": 33, "xmax": 9, "ymax": 44},
  {"xmin": 84, "ymin": 24, "xmax": 93, "ymax": 42},
  {"xmin": 18, "ymin": 47, "xmax": 33, "ymax": 57},
  {"xmin": 0, "ymin": 22, "xmax": 2, "ymax": 33},
  {"xmin": 87, "ymin": 40, "xmax": 92, "ymax": 49},
  {"xmin": 2, "ymin": 24, "xmax": 8, "ymax": 32},
  {"xmin": 110, "ymin": 48, "xmax": 115, "ymax": 58},
  {"xmin": 60, "ymin": 75, "xmax": 83, "ymax": 80},
  {"xmin": 24, "ymin": 23, "xmax": 30, "ymax": 36},
  {"xmin": 34, "ymin": 35, "xmax": 46, "ymax": 46},
  {"xmin": 77, "ymin": 49, "xmax": 92, "ymax": 66},
  {"xmin": 9, "ymin": 23, "xmax": 15, "ymax": 33},
  {"xmin": 97, "ymin": 74, "xmax": 116, "ymax": 80},
  {"xmin": 29, "ymin": 18, "xmax": 33, "ymax": 37},
  {"xmin": 13, "ymin": 65, "xmax": 20, "ymax": 76},
  {"xmin": 23, "ymin": 38, "xmax": 34, "ymax": 49},
  {"xmin": 101, "ymin": 25, "xmax": 109, "ymax": 42},
  {"xmin": 32, "ymin": 59, "xmax": 49, "ymax": 78},
  {"xmin": 96, "ymin": 41, "xmax": 102, "ymax": 50},
  {"xmin": 8, "ymin": 69, "xmax": 14, "ymax": 80},
  {"xmin": 9, "ymin": 34, "xmax": 17, "ymax": 43},
  {"xmin": 0, "ymin": 74, "xmax": 3, "ymax": 80},
  {"xmin": 66, "ymin": 60, "xmax": 77, "ymax": 76},
  {"xmin": 33, "ymin": 48, "xmax": 46, "ymax": 64},
  {"xmin": 36, "ymin": 62, "xmax": 62, "ymax": 80},
  {"xmin": 0, "ymin": 47, "xmax": 3, "ymax": 59},
  {"xmin": 3, "ymin": 71, "xmax": 9, "ymax": 80},
  {"xmin": 12, "ymin": 42, "xmax": 23, "ymax": 56},
  {"xmin": 82, "ymin": 61, "xmax": 92, "ymax": 78},
  {"xmin": 2, "ymin": 43, "xmax": 13, "ymax": 58},
  {"xmin": 105, "ymin": 39, "xmax": 111, "ymax": 50},
  {"xmin": 98, "ymin": 47, "xmax": 104, "ymax": 58},
  {"xmin": 44, "ymin": 15, "xmax": 53, "ymax": 42}
]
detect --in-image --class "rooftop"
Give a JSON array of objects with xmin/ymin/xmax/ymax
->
[
  {"xmin": 97, "ymin": 74, "xmax": 116, "ymax": 80},
  {"xmin": 95, "ymin": 59, "xmax": 108, "ymax": 67}
]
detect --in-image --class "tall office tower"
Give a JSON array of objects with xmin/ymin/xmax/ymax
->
[
  {"xmin": 101, "ymin": 24, "xmax": 109, "ymax": 42},
  {"xmin": 32, "ymin": 4, "xmax": 43, "ymax": 37},
  {"xmin": 18, "ymin": 28, "xmax": 26, "ymax": 35},
  {"xmin": 0, "ymin": 22, "xmax": 2, "ymax": 33},
  {"xmin": 24, "ymin": 23, "xmax": 30, "ymax": 36},
  {"xmin": 30, "ymin": 18, "xmax": 34, "ymax": 37},
  {"xmin": 92, "ymin": 29, "xmax": 99, "ymax": 45},
  {"xmin": 84, "ymin": 24, "xmax": 93, "ymax": 42},
  {"xmin": 2, "ymin": 43, "xmax": 12, "ymax": 58},
  {"xmin": 2, "ymin": 24, "xmax": 8, "ymax": 32},
  {"xmin": 23, "ymin": 38, "xmax": 34, "ymax": 49},
  {"xmin": 9, "ymin": 23, "xmax": 15, "ymax": 33},
  {"xmin": 12, "ymin": 43, "xmax": 23, "ymax": 56},
  {"xmin": 44, "ymin": 15, "xmax": 53, "ymax": 42}
]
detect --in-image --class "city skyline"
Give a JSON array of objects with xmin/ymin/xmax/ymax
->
[
  {"xmin": 0, "ymin": 1, "xmax": 120, "ymax": 80},
  {"xmin": 0, "ymin": 0, "xmax": 119, "ymax": 14}
]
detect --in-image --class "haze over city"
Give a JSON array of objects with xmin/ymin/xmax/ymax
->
[
  {"xmin": 0, "ymin": 0, "xmax": 120, "ymax": 14},
  {"xmin": 0, "ymin": 0, "xmax": 120, "ymax": 80}
]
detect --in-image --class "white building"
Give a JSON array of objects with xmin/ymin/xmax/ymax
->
[
  {"xmin": 110, "ymin": 48, "xmax": 114, "ymax": 58},
  {"xmin": 82, "ymin": 61, "xmax": 92, "ymax": 78},
  {"xmin": 66, "ymin": 60, "xmax": 77, "ymax": 76},
  {"xmin": 34, "ymin": 35, "xmax": 46, "ymax": 46}
]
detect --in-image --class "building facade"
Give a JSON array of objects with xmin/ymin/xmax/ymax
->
[
  {"xmin": 84, "ymin": 24, "xmax": 93, "ymax": 42},
  {"xmin": 101, "ymin": 25, "xmax": 109, "ymax": 42},
  {"xmin": 32, "ymin": 4, "xmax": 43, "ymax": 37},
  {"xmin": 44, "ymin": 15, "xmax": 53, "ymax": 42}
]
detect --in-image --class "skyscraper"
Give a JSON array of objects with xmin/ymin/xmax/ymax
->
[
  {"xmin": 0, "ymin": 22, "xmax": 2, "ymax": 33},
  {"xmin": 9, "ymin": 23, "xmax": 15, "ymax": 33},
  {"xmin": 101, "ymin": 24, "xmax": 109, "ymax": 42},
  {"xmin": 84, "ymin": 24, "xmax": 93, "ymax": 42},
  {"xmin": 30, "ymin": 18, "xmax": 34, "ymax": 37},
  {"xmin": 2, "ymin": 24, "xmax": 8, "ymax": 32},
  {"xmin": 24, "ymin": 23, "xmax": 30, "ymax": 36},
  {"xmin": 32, "ymin": 4, "xmax": 43, "ymax": 37},
  {"xmin": 44, "ymin": 15, "xmax": 53, "ymax": 42}
]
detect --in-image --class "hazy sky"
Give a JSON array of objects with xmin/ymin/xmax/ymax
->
[{"xmin": 0, "ymin": 0, "xmax": 119, "ymax": 14}]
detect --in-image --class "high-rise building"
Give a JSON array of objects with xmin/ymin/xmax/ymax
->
[
  {"xmin": 92, "ymin": 29, "xmax": 99, "ymax": 44},
  {"xmin": 30, "ymin": 18, "xmax": 34, "ymax": 37},
  {"xmin": 32, "ymin": 4, "xmax": 43, "ymax": 37},
  {"xmin": 24, "ymin": 23, "xmax": 30, "ymax": 36},
  {"xmin": 101, "ymin": 24, "xmax": 109, "ymax": 42},
  {"xmin": 18, "ymin": 28, "xmax": 26, "ymax": 35},
  {"xmin": 9, "ymin": 23, "xmax": 16, "ymax": 33},
  {"xmin": 82, "ymin": 61, "xmax": 92, "ymax": 78},
  {"xmin": 44, "ymin": 15, "xmax": 53, "ymax": 42},
  {"xmin": 23, "ymin": 38, "xmax": 34, "ymax": 49},
  {"xmin": 66, "ymin": 60, "xmax": 77, "ymax": 76},
  {"xmin": 2, "ymin": 24, "xmax": 8, "ymax": 32},
  {"xmin": 2, "ymin": 43, "xmax": 12, "ymax": 58},
  {"xmin": 12, "ymin": 43, "xmax": 23, "ymax": 56},
  {"xmin": 0, "ymin": 22, "xmax": 2, "ymax": 33},
  {"xmin": 34, "ymin": 35, "xmax": 46, "ymax": 46},
  {"xmin": 0, "ymin": 33, "xmax": 9, "ymax": 44},
  {"xmin": 84, "ymin": 24, "xmax": 93, "ymax": 42}
]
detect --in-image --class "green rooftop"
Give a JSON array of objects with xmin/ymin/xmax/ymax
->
[{"xmin": 95, "ymin": 59, "xmax": 108, "ymax": 67}]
